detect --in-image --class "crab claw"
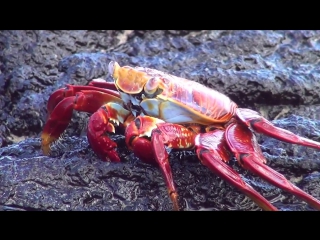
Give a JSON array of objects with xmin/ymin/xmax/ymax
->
[
  {"xmin": 87, "ymin": 109, "xmax": 120, "ymax": 162},
  {"xmin": 42, "ymin": 96, "xmax": 75, "ymax": 155},
  {"xmin": 87, "ymin": 102, "xmax": 131, "ymax": 162},
  {"xmin": 125, "ymin": 117, "xmax": 156, "ymax": 165},
  {"xmin": 47, "ymin": 85, "xmax": 74, "ymax": 114},
  {"xmin": 88, "ymin": 79, "xmax": 118, "ymax": 91},
  {"xmin": 42, "ymin": 89, "xmax": 124, "ymax": 157},
  {"xmin": 47, "ymin": 84, "xmax": 121, "ymax": 115}
]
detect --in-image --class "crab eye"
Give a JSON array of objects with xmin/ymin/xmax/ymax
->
[
  {"xmin": 108, "ymin": 61, "xmax": 117, "ymax": 76},
  {"xmin": 143, "ymin": 77, "xmax": 164, "ymax": 98},
  {"xmin": 144, "ymin": 77, "xmax": 159, "ymax": 95}
]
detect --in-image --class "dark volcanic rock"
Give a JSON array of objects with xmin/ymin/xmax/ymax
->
[{"xmin": 0, "ymin": 30, "xmax": 320, "ymax": 211}]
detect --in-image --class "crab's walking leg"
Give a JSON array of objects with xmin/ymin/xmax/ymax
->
[
  {"xmin": 47, "ymin": 84, "xmax": 119, "ymax": 114},
  {"xmin": 225, "ymin": 122, "xmax": 320, "ymax": 210},
  {"xmin": 195, "ymin": 130, "xmax": 278, "ymax": 211},
  {"xmin": 125, "ymin": 116, "xmax": 197, "ymax": 210},
  {"xmin": 237, "ymin": 108, "xmax": 320, "ymax": 150},
  {"xmin": 152, "ymin": 123, "xmax": 199, "ymax": 210},
  {"xmin": 41, "ymin": 90, "xmax": 129, "ymax": 162}
]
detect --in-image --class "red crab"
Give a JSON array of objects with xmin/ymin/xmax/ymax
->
[{"xmin": 41, "ymin": 61, "xmax": 320, "ymax": 211}]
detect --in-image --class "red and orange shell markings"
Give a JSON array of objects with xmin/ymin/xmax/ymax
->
[{"xmin": 115, "ymin": 63, "xmax": 238, "ymax": 124}]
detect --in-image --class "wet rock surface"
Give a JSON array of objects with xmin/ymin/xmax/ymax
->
[{"xmin": 0, "ymin": 30, "xmax": 320, "ymax": 211}]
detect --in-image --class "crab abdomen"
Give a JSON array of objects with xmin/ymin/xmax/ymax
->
[{"xmin": 141, "ymin": 74, "xmax": 238, "ymax": 125}]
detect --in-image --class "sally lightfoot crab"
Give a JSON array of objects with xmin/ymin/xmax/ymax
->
[{"xmin": 41, "ymin": 61, "xmax": 320, "ymax": 211}]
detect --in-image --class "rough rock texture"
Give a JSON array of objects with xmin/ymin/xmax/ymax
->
[{"xmin": 0, "ymin": 30, "xmax": 320, "ymax": 211}]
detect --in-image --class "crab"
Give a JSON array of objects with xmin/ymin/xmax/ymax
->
[{"xmin": 41, "ymin": 61, "xmax": 320, "ymax": 211}]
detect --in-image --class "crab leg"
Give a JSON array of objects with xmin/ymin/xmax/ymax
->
[
  {"xmin": 152, "ymin": 123, "xmax": 200, "ymax": 210},
  {"xmin": 237, "ymin": 108, "xmax": 320, "ymax": 150},
  {"xmin": 124, "ymin": 116, "xmax": 162, "ymax": 165},
  {"xmin": 195, "ymin": 130, "xmax": 278, "ymax": 211},
  {"xmin": 47, "ymin": 84, "xmax": 119, "ymax": 114},
  {"xmin": 41, "ymin": 90, "xmax": 125, "ymax": 161},
  {"xmin": 225, "ymin": 122, "xmax": 320, "ymax": 210},
  {"xmin": 125, "ymin": 116, "xmax": 198, "ymax": 210}
]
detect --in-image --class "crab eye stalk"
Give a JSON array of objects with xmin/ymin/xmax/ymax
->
[
  {"xmin": 108, "ymin": 61, "xmax": 120, "ymax": 79},
  {"xmin": 144, "ymin": 77, "xmax": 161, "ymax": 97}
]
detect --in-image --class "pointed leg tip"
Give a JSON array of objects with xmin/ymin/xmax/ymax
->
[
  {"xmin": 41, "ymin": 133, "xmax": 56, "ymax": 155},
  {"xmin": 259, "ymin": 201, "xmax": 278, "ymax": 211},
  {"xmin": 41, "ymin": 144, "xmax": 51, "ymax": 156},
  {"xmin": 170, "ymin": 192, "xmax": 180, "ymax": 211}
]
